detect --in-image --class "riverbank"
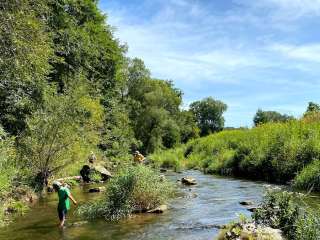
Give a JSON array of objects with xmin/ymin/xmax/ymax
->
[
  {"xmin": 150, "ymin": 118, "xmax": 320, "ymax": 192},
  {"xmin": 0, "ymin": 170, "xmax": 272, "ymax": 240}
]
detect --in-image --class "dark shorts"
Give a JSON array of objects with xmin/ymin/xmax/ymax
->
[{"xmin": 58, "ymin": 208, "xmax": 68, "ymax": 221}]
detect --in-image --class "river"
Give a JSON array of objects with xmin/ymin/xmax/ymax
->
[{"xmin": 1, "ymin": 170, "xmax": 319, "ymax": 240}]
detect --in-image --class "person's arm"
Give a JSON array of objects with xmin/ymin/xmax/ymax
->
[{"xmin": 68, "ymin": 193, "xmax": 77, "ymax": 205}]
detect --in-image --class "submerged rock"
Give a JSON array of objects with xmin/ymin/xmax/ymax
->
[
  {"xmin": 68, "ymin": 221, "xmax": 88, "ymax": 227},
  {"xmin": 147, "ymin": 205, "xmax": 168, "ymax": 214},
  {"xmin": 239, "ymin": 200, "xmax": 254, "ymax": 206},
  {"xmin": 181, "ymin": 177, "xmax": 197, "ymax": 185},
  {"xmin": 88, "ymin": 186, "xmax": 106, "ymax": 193}
]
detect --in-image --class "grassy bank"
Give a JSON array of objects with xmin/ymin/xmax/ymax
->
[{"xmin": 151, "ymin": 117, "xmax": 320, "ymax": 191}]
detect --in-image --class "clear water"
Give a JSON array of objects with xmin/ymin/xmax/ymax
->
[{"xmin": 1, "ymin": 170, "xmax": 319, "ymax": 240}]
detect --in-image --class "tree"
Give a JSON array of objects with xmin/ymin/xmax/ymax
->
[
  {"xmin": 178, "ymin": 110, "xmax": 200, "ymax": 143},
  {"xmin": 253, "ymin": 109, "xmax": 294, "ymax": 126},
  {"xmin": 305, "ymin": 102, "xmax": 320, "ymax": 114},
  {"xmin": 19, "ymin": 82, "xmax": 104, "ymax": 189},
  {"xmin": 0, "ymin": 0, "xmax": 52, "ymax": 135},
  {"xmin": 47, "ymin": 0, "xmax": 125, "ymax": 94},
  {"xmin": 190, "ymin": 97, "xmax": 227, "ymax": 136}
]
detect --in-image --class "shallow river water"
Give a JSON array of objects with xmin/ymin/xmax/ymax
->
[{"xmin": 1, "ymin": 170, "xmax": 319, "ymax": 240}]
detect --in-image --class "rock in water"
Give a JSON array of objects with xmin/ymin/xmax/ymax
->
[
  {"xmin": 93, "ymin": 165, "xmax": 112, "ymax": 181},
  {"xmin": 147, "ymin": 205, "xmax": 168, "ymax": 214},
  {"xmin": 88, "ymin": 186, "xmax": 106, "ymax": 193},
  {"xmin": 239, "ymin": 200, "xmax": 254, "ymax": 206},
  {"xmin": 181, "ymin": 177, "xmax": 197, "ymax": 185}
]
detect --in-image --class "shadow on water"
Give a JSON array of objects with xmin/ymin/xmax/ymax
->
[{"xmin": 1, "ymin": 170, "xmax": 320, "ymax": 240}]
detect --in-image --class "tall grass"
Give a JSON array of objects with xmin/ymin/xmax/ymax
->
[
  {"xmin": 151, "ymin": 118, "xmax": 320, "ymax": 190},
  {"xmin": 77, "ymin": 165, "xmax": 175, "ymax": 220}
]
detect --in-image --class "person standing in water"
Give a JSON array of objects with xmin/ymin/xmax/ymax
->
[{"xmin": 52, "ymin": 181, "xmax": 77, "ymax": 228}]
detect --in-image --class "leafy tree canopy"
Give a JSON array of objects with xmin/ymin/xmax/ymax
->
[{"xmin": 190, "ymin": 97, "xmax": 227, "ymax": 136}]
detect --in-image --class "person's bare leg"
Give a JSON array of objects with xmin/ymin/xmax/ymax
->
[{"xmin": 59, "ymin": 217, "xmax": 65, "ymax": 228}]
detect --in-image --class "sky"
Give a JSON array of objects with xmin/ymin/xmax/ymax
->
[{"xmin": 99, "ymin": 0, "xmax": 320, "ymax": 127}]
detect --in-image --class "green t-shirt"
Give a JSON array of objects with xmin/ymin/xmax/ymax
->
[{"xmin": 57, "ymin": 187, "xmax": 70, "ymax": 211}]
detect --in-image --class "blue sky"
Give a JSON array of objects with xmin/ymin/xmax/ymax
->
[{"xmin": 99, "ymin": 0, "xmax": 320, "ymax": 127}]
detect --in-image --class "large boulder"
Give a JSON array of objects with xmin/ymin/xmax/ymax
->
[
  {"xmin": 181, "ymin": 177, "xmax": 197, "ymax": 185},
  {"xmin": 80, "ymin": 165, "xmax": 112, "ymax": 183},
  {"xmin": 92, "ymin": 165, "xmax": 112, "ymax": 181}
]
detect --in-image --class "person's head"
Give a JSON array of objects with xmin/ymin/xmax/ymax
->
[
  {"xmin": 52, "ymin": 181, "xmax": 62, "ymax": 191},
  {"xmin": 134, "ymin": 150, "xmax": 140, "ymax": 155}
]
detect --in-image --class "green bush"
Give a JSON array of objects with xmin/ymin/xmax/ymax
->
[
  {"xmin": 150, "ymin": 147, "xmax": 185, "ymax": 171},
  {"xmin": 77, "ymin": 165, "xmax": 175, "ymax": 220},
  {"xmin": 294, "ymin": 160, "xmax": 320, "ymax": 191},
  {"xmin": 253, "ymin": 190, "xmax": 320, "ymax": 240}
]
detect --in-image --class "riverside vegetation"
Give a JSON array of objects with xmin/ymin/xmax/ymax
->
[
  {"xmin": 217, "ymin": 190, "xmax": 320, "ymax": 240},
  {"xmin": 77, "ymin": 165, "xmax": 175, "ymax": 220},
  {"xmin": 1, "ymin": 0, "xmax": 320, "ymax": 239},
  {"xmin": 151, "ymin": 111, "xmax": 320, "ymax": 192}
]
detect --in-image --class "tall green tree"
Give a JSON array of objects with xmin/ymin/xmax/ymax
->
[
  {"xmin": 253, "ymin": 109, "xmax": 294, "ymax": 126},
  {"xmin": 190, "ymin": 97, "xmax": 227, "ymax": 136},
  {"xmin": 0, "ymin": 0, "xmax": 52, "ymax": 135},
  {"xmin": 47, "ymin": 0, "xmax": 125, "ymax": 95},
  {"xmin": 305, "ymin": 102, "xmax": 320, "ymax": 115}
]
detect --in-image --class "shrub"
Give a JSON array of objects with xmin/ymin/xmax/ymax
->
[
  {"xmin": 253, "ymin": 190, "xmax": 320, "ymax": 240},
  {"xmin": 294, "ymin": 160, "xmax": 320, "ymax": 191},
  {"xmin": 77, "ymin": 165, "xmax": 175, "ymax": 220}
]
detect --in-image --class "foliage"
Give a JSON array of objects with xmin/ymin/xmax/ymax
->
[
  {"xmin": 77, "ymin": 165, "xmax": 175, "ymax": 220},
  {"xmin": 153, "ymin": 119, "xmax": 320, "ymax": 186},
  {"xmin": 253, "ymin": 190, "xmax": 300, "ymax": 238},
  {"xmin": 294, "ymin": 160, "xmax": 320, "ymax": 191},
  {"xmin": 150, "ymin": 147, "xmax": 186, "ymax": 172},
  {"xmin": 305, "ymin": 102, "xmax": 320, "ymax": 115},
  {"xmin": 190, "ymin": 97, "xmax": 227, "ymax": 136},
  {"xmin": 253, "ymin": 109, "xmax": 294, "ymax": 126},
  {"xmin": 0, "ymin": 0, "xmax": 52, "ymax": 135},
  {"xmin": 0, "ymin": 126, "xmax": 16, "ymax": 195},
  {"xmin": 218, "ymin": 190, "xmax": 320, "ymax": 240},
  {"xmin": 253, "ymin": 190, "xmax": 320, "ymax": 240},
  {"xmin": 18, "ymin": 82, "xmax": 104, "ymax": 189},
  {"xmin": 123, "ymin": 58, "xmax": 196, "ymax": 153}
]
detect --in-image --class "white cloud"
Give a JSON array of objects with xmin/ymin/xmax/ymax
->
[{"xmin": 270, "ymin": 43, "xmax": 320, "ymax": 62}]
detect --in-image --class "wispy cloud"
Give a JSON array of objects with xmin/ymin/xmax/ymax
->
[
  {"xmin": 101, "ymin": 0, "xmax": 320, "ymax": 126},
  {"xmin": 270, "ymin": 43, "xmax": 320, "ymax": 63}
]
